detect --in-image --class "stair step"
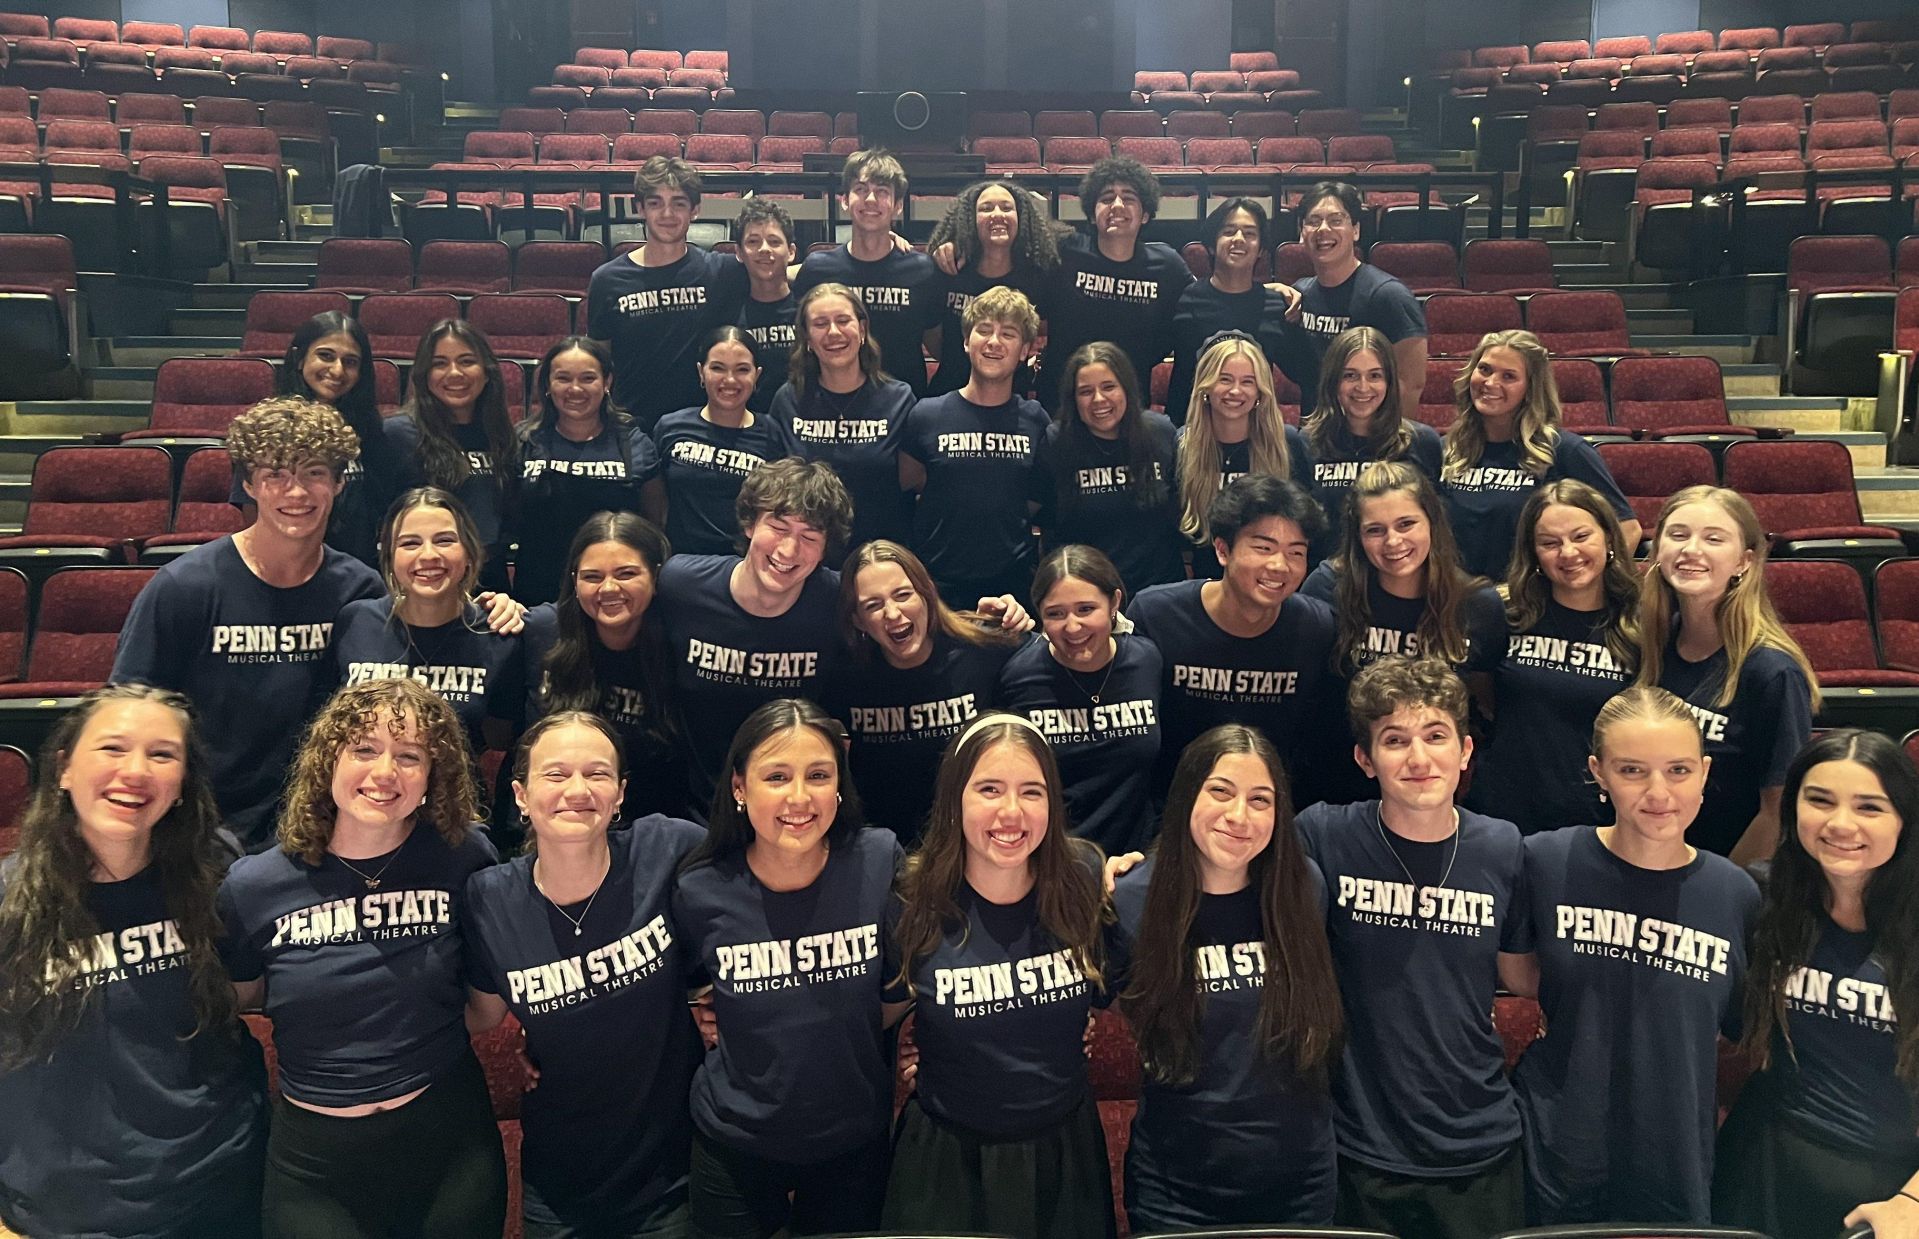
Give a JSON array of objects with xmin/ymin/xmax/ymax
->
[
  {"xmin": 85, "ymin": 365, "xmax": 159, "ymax": 400},
  {"xmin": 1631, "ymin": 334, "xmax": 1755, "ymax": 363},
  {"xmin": 1561, "ymin": 281, "xmax": 1676, "ymax": 309},
  {"xmin": 1624, "ymin": 307, "xmax": 1694, "ymax": 332},
  {"xmin": 171, "ymin": 308, "xmax": 248, "ymax": 335},
  {"xmin": 1800, "ymin": 429, "xmax": 1889, "ymax": 470},
  {"xmin": 1727, "ymin": 395, "xmax": 1848, "ymax": 432},
  {"xmin": 97, "ymin": 338, "xmax": 241, "ymax": 366},
  {"xmin": 248, "ymin": 240, "xmax": 323, "ymax": 264},
  {"xmin": 1721, "ymin": 364, "xmax": 1781, "ymax": 396},
  {"xmin": 7, "ymin": 400, "xmax": 151, "ymax": 436},
  {"xmin": 190, "ymin": 282, "xmax": 308, "ymax": 310},
  {"xmin": 1856, "ymin": 467, "xmax": 1919, "ymax": 519}
]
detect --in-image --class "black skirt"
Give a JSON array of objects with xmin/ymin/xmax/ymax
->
[
  {"xmin": 1713, "ymin": 1074, "xmax": 1912, "ymax": 1239},
  {"xmin": 881, "ymin": 1093, "xmax": 1117, "ymax": 1239}
]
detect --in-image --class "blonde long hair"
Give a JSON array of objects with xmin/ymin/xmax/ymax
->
[
  {"xmin": 1178, "ymin": 334, "xmax": 1293, "ymax": 544},
  {"xmin": 1442, "ymin": 329, "xmax": 1560, "ymax": 479},
  {"xmin": 1634, "ymin": 485, "xmax": 1821, "ymax": 711}
]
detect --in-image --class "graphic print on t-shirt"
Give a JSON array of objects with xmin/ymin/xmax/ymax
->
[
  {"xmin": 847, "ymin": 691, "xmax": 981, "ymax": 742},
  {"xmin": 666, "ymin": 437, "xmax": 772, "ymax": 477},
  {"xmin": 1782, "ymin": 963, "xmax": 1895, "ymax": 1032},
  {"xmin": 267, "ymin": 889, "xmax": 453, "ymax": 946},
  {"xmin": 63, "ymin": 919, "xmax": 189, "ymax": 988},
  {"xmin": 715, "ymin": 921, "xmax": 882, "ymax": 992},
  {"xmin": 210, "ymin": 621, "xmax": 332, "ymax": 662},
  {"xmin": 504, "ymin": 914, "xmax": 676, "ymax": 1016},
  {"xmin": 933, "ymin": 948, "xmax": 1090, "ymax": 1019},
  {"xmin": 683, "ymin": 638, "xmax": 819, "ymax": 689},
  {"xmin": 1023, "ymin": 698, "xmax": 1160, "ymax": 742},
  {"xmin": 345, "ymin": 661, "xmax": 491, "ymax": 695},
  {"xmin": 1194, "ymin": 939, "xmax": 1267, "ymax": 992},
  {"xmin": 1506, "ymin": 631, "xmax": 1632, "ymax": 679},
  {"xmin": 1335, "ymin": 875, "xmax": 1497, "ymax": 936},
  {"xmin": 1550, "ymin": 903, "xmax": 1736, "ymax": 983}
]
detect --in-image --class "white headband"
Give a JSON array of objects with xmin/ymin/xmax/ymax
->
[{"xmin": 956, "ymin": 711, "xmax": 1047, "ymax": 751}]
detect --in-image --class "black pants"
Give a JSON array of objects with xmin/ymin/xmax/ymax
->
[
  {"xmin": 523, "ymin": 1194, "xmax": 690, "ymax": 1239},
  {"xmin": 261, "ymin": 1049, "xmax": 507, "ymax": 1239},
  {"xmin": 1714, "ymin": 1075, "xmax": 1912, "ymax": 1239},
  {"xmin": 1336, "ymin": 1146, "xmax": 1526, "ymax": 1239},
  {"xmin": 688, "ymin": 1129, "xmax": 887, "ymax": 1239}
]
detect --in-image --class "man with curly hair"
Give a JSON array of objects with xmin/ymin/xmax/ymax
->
[{"xmin": 113, "ymin": 397, "xmax": 384, "ymax": 850}]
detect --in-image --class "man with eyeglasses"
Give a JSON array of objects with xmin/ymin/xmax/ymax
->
[
  {"xmin": 112, "ymin": 397, "xmax": 384, "ymax": 850},
  {"xmin": 1293, "ymin": 181, "xmax": 1428, "ymax": 421}
]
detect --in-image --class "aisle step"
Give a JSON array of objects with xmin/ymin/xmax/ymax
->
[
  {"xmin": 1726, "ymin": 395, "xmax": 1847, "ymax": 432},
  {"xmin": 96, "ymin": 338, "xmax": 241, "ymax": 366},
  {"xmin": 1632, "ymin": 334, "xmax": 1755, "ymax": 363},
  {"xmin": 1721, "ymin": 364, "xmax": 1781, "ymax": 397},
  {"xmin": 1856, "ymin": 467, "xmax": 1919, "ymax": 519}
]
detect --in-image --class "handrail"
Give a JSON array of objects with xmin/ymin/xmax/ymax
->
[{"xmin": 377, "ymin": 164, "xmax": 1511, "ymax": 249}]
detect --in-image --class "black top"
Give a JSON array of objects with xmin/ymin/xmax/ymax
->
[
  {"xmin": 903, "ymin": 390, "xmax": 1049, "ymax": 591},
  {"xmin": 1305, "ymin": 418, "xmax": 1444, "ymax": 532},
  {"xmin": 383, "ymin": 415, "xmax": 515, "ymax": 567},
  {"xmin": 1439, "ymin": 432, "xmax": 1634, "ymax": 579},
  {"xmin": 794, "ymin": 246, "xmax": 944, "ymax": 396},
  {"xmin": 1111, "ymin": 858, "xmax": 1338, "ymax": 1227},
  {"xmin": 1164, "ymin": 279, "xmax": 1316, "ymax": 424},
  {"xmin": 465, "ymin": 818, "xmax": 706, "ymax": 1227},
  {"xmin": 588, "ymin": 247, "xmax": 750, "ymax": 428},
  {"xmin": 0, "ymin": 865, "xmax": 267, "ymax": 1239},
  {"xmin": 903, "ymin": 881, "xmax": 1099, "ymax": 1138},
  {"xmin": 672, "ymin": 827, "xmax": 904, "ymax": 1163},
  {"xmin": 928, "ymin": 263, "xmax": 1046, "ymax": 397},
  {"xmin": 653, "ymin": 407, "xmax": 800, "ymax": 558},
  {"xmin": 1468, "ymin": 601, "xmax": 1634, "ymax": 834},
  {"xmin": 1516, "ymin": 825, "xmax": 1760, "ymax": 1223},
  {"xmin": 996, "ymin": 633, "xmax": 1164, "ymax": 854},
  {"xmin": 1296, "ymin": 801, "xmax": 1528, "ymax": 1176},
  {"xmin": 768, "ymin": 377, "xmax": 917, "ymax": 550},
  {"xmin": 332, "ymin": 595, "xmax": 525, "ymax": 760},
  {"xmin": 1291, "ymin": 264, "xmax": 1426, "ymax": 383},
  {"xmin": 217, "ymin": 825, "xmax": 499, "ymax": 1107},
  {"xmin": 1036, "ymin": 234, "xmax": 1192, "ymax": 412},
  {"xmin": 831, "ymin": 632, "xmax": 1021, "ymax": 845},
  {"xmin": 110, "ymin": 536, "xmax": 384, "ymax": 849},
  {"xmin": 514, "ymin": 418, "xmax": 661, "ymax": 605},
  {"xmin": 1656, "ymin": 640, "xmax": 1814, "ymax": 857},
  {"xmin": 1037, "ymin": 414, "xmax": 1187, "ymax": 597},
  {"xmin": 738, "ymin": 292, "xmax": 798, "ymax": 417}
]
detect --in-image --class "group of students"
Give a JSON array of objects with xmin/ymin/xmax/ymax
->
[{"xmin": 0, "ymin": 147, "xmax": 1907, "ymax": 1239}]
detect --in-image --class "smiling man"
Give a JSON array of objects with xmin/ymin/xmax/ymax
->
[
  {"xmin": 793, "ymin": 150, "xmax": 945, "ymax": 397},
  {"xmin": 112, "ymin": 398, "xmax": 384, "ymax": 849},
  {"xmin": 587, "ymin": 156, "xmax": 751, "ymax": 431},
  {"xmin": 899, "ymin": 286, "xmax": 1050, "ymax": 602},
  {"xmin": 1036, "ymin": 155, "xmax": 1194, "ymax": 413},
  {"xmin": 1126, "ymin": 473, "xmax": 1335, "ymax": 800},
  {"xmin": 1292, "ymin": 181, "xmax": 1428, "ymax": 422}
]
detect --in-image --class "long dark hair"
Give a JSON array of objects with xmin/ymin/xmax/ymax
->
[
  {"xmin": 1741, "ymin": 729, "xmax": 1919, "ymax": 1090},
  {"xmin": 538, "ymin": 512, "xmax": 675, "ymax": 748},
  {"xmin": 282, "ymin": 311, "xmax": 379, "ymax": 436},
  {"xmin": 894, "ymin": 715, "xmax": 1107, "ymax": 991},
  {"xmin": 680, "ymin": 699, "xmax": 863, "ymax": 871},
  {"xmin": 1053, "ymin": 342, "xmax": 1167, "ymax": 511},
  {"xmin": 838, "ymin": 539, "xmax": 1020, "ymax": 660},
  {"xmin": 400, "ymin": 319, "xmax": 518, "ymax": 488},
  {"xmin": 0, "ymin": 686, "xmax": 237, "ymax": 1068},
  {"xmin": 524, "ymin": 334, "xmax": 632, "ymax": 438},
  {"xmin": 1303, "ymin": 325, "xmax": 1411, "ymax": 462},
  {"xmin": 1503, "ymin": 479, "xmax": 1641, "ymax": 670},
  {"xmin": 1121, "ymin": 725, "xmax": 1343, "ymax": 1085},
  {"xmin": 1330, "ymin": 461, "xmax": 1482, "ymax": 669},
  {"xmin": 926, "ymin": 178, "xmax": 1063, "ymax": 276}
]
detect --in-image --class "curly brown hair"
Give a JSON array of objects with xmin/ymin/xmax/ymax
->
[
  {"xmin": 226, "ymin": 395, "xmax": 362, "ymax": 475},
  {"xmin": 277, "ymin": 679, "xmax": 479, "ymax": 865}
]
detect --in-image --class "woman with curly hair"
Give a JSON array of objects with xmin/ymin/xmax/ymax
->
[
  {"xmin": 217, "ymin": 677, "xmax": 504, "ymax": 1239},
  {"xmin": 1716, "ymin": 729, "xmax": 1919, "ymax": 1239},
  {"xmin": 385, "ymin": 319, "xmax": 520, "ymax": 594},
  {"xmin": 1468, "ymin": 481, "xmax": 1640, "ymax": 834},
  {"xmin": 924, "ymin": 179, "xmax": 1060, "ymax": 396},
  {"xmin": 881, "ymin": 713, "xmax": 1114, "ymax": 1237},
  {"xmin": 1438, "ymin": 329, "xmax": 1637, "ymax": 577},
  {"xmin": 0, "ymin": 686, "xmax": 267, "ymax": 1239}
]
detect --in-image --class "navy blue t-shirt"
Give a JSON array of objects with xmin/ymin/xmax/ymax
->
[
  {"xmin": 996, "ymin": 634, "xmax": 1163, "ymax": 854},
  {"xmin": 928, "ymin": 263, "xmax": 1045, "ymax": 397},
  {"xmin": 903, "ymin": 391, "xmax": 1049, "ymax": 591},
  {"xmin": 1469, "ymin": 602, "xmax": 1634, "ymax": 834},
  {"xmin": 1111, "ymin": 858, "xmax": 1337, "ymax": 1227},
  {"xmin": 1515, "ymin": 825, "xmax": 1760, "ymax": 1223},
  {"xmin": 1292, "ymin": 264, "xmax": 1426, "ymax": 382},
  {"xmin": 216, "ymin": 825, "xmax": 499, "ymax": 1107},
  {"xmin": 1764, "ymin": 916, "xmax": 1915, "ymax": 1161},
  {"xmin": 1182, "ymin": 425, "xmax": 1317, "ymax": 580},
  {"xmin": 1037, "ymin": 414, "xmax": 1186, "ymax": 597},
  {"xmin": 333, "ymin": 595, "xmax": 524, "ymax": 760},
  {"xmin": 655, "ymin": 554, "xmax": 844, "ymax": 813},
  {"xmin": 383, "ymin": 414, "xmax": 514, "ymax": 568},
  {"xmin": 768, "ymin": 377, "xmax": 917, "ymax": 549},
  {"xmin": 587, "ymin": 247, "xmax": 750, "ymax": 428},
  {"xmin": 1164, "ymin": 279, "xmax": 1314, "ymax": 424},
  {"xmin": 1656, "ymin": 641, "xmax": 1814, "ymax": 857},
  {"xmin": 831, "ymin": 633, "xmax": 1020, "ymax": 845},
  {"xmin": 794, "ymin": 246, "xmax": 944, "ymax": 396},
  {"xmin": 0, "ymin": 865, "xmax": 267, "ymax": 1239},
  {"xmin": 653, "ymin": 408, "xmax": 799, "ymax": 558},
  {"xmin": 672, "ymin": 827, "xmax": 904, "ymax": 1163},
  {"xmin": 514, "ymin": 418, "xmax": 661, "ymax": 605},
  {"xmin": 1440, "ymin": 432, "xmax": 1634, "ymax": 579},
  {"xmin": 1296, "ymin": 801, "xmax": 1528, "ymax": 1176},
  {"xmin": 1037, "ymin": 234, "xmax": 1193, "ymax": 413},
  {"xmin": 110, "ymin": 536, "xmax": 384, "ymax": 850},
  {"xmin": 1305, "ymin": 418, "xmax": 1444, "ymax": 532},
  {"xmin": 521, "ymin": 605, "xmax": 685, "ymax": 822},
  {"xmin": 1126, "ymin": 581, "xmax": 1337, "ymax": 798},
  {"xmin": 903, "ymin": 878, "xmax": 1100, "ymax": 1138},
  {"xmin": 739, "ymin": 292, "xmax": 797, "ymax": 417},
  {"xmin": 465, "ymin": 818, "xmax": 706, "ymax": 1227}
]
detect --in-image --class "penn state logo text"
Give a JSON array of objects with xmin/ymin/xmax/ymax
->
[
  {"xmin": 716, "ymin": 924, "xmax": 880, "ymax": 992},
  {"xmin": 505, "ymin": 915, "xmax": 674, "ymax": 1015},
  {"xmin": 933, "ymin": 949, "xmax": 1089, "ymax": 1018},
  {"xmin": 269, "ymin": 890, "xmax": 454, "ymax": 947},
  {"xmin": 1338, "ymin": 875, "xmax": 1496, "ymax": 936},
  {"xmin": 1554, "ymin": 905, "xmax": 1733, "ymax": 982}
]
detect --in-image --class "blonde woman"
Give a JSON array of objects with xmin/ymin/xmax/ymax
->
[
  {"xmin": 1438, "ymin": 330, "xmax": 1637, "ymax": 576},
  {"xmin": 1636, "ymin": 485, "xmax": 1819, "ymax": 862},
  {"xmin": 1176, "ymin": 330, "xmax": 1315, "ymax": 579}
]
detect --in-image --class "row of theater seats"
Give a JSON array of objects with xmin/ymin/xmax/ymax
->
[
  {"xmin": 1440, "ymin": 20, "xmax": 1919, "ymax": 69},
  {"xmin": 1451, "ymin": 51, "xmax": 1917, "ymax": 108},
  {"xmin": 0, "ymin": 15, "xmax": 416, "ymax": 64}
]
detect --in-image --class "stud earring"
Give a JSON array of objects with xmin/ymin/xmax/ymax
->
[
  {"xmin": 1729, "ymin": 572, "xmax": 1745, "ymax": 589},
  {"xmin": 734, "ymin": 799, "xmax": 745, "ymax": 812}
]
